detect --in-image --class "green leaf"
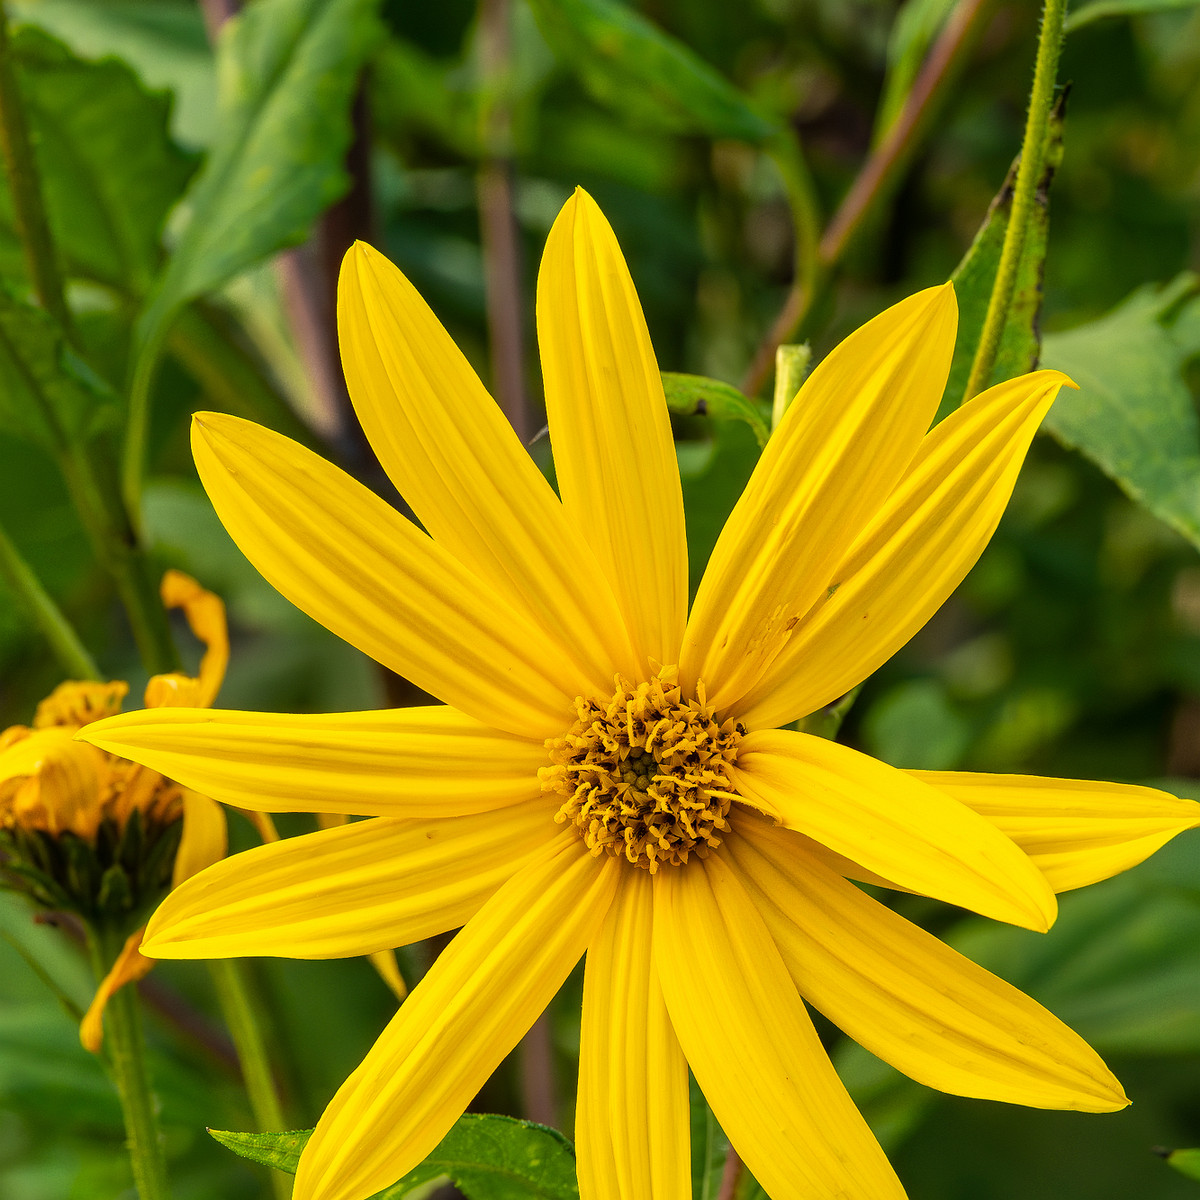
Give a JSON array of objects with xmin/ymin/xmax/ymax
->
[
  {"xmin": 662, "ymin": 372, "xmax": 769, "ymax": 449},
  {"xmin": 0, "ymin": 291, "xmax": 119, "ymax": 450},
  {"xmin": 1164, "ymin": 1148, "xmax": 1200, "ymax": 1182},
  {"xmin": 1041, "ymin": 274, "xmax": 1200, "ymax": 551},
  {"xmin": 937, "ymin": 93, "xmax": 1066, "ymax": 422},
  {"xmin": 209, "ymin": 1127, "xmax": 311, "ymax": 1174},
  {"xmin": 8, "ymin": 0, "xmax": 217, "ymax": 148},
  {"xmin": 0, "ymin": 25, "xmax": 196, "ymax": 293},
  {"xmin": 525, "ymin": 0, "xmax": 776, "ymax": 143},
  {"xmin": 1066, "ymin": 0, "xmax": 1200, "ymax": 32},
  {"xmin": 135, "ymin": 0, "xmax": 381, "ymax": 356},
  {"xmin": 211, "ymin": 1113, "xmax": 581, "ymax": 1200}
]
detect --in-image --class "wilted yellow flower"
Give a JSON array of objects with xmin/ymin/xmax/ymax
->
[
  {"xmin": 83, "ymin": 191, "xmax": 1200, "ymax": 1200},
  {"xmin": 0, "ymin": 571, "xmax": 231, "ymax": 1051}
]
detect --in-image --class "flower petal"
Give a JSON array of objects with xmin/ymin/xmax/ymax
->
[
  {"xmin": 191, "ymin": 412, "xmax": 578, "ymax": 738},
  {"xmin": 654, "ymin": 853, "xmax": 906, "ymax": 1200},
  {"xmin": 913, "ymin": 771, "xmax": 1200, "ymax": 892},
  {"xmin": 170, "ymin": 789, "xmax": 227, "ymax": 887},
  {"xmin": 735, "ymin": 370, "xmax": 1071, "ymax": 728},
  {"xmin": 79, "ymin": 705, "xmax": 544, "ymax": 817},
  {"xmin": 339, "ymin": 243, "xmax": 638, "ymax": 690},
  {"xmin": 682, "ymin": 285, "xmax": 957, "ymax": 709},
  {"xmin": 727, "ymin": 813, "xmax": 1128, "ymax": 1112},
  {"xmin": 141, "ymin": 799, "xmax": 558, "ymax": 961},
  {"xmin": 537, "ymin": 189, "xmax": 687, "ymax": 672},
  {"xmin": 294, "ymin": 831, "xmax": 617, "ymax": 1200},
  {"xmin": 0, "ymin": 730, "xmax": 60, "ymax": 783},
  {"xmin": 733, "ymin": 729, "xmax": 1056, "ymax": 930},
  {"xmin": 578, "ymin": 870, "xmax": 690, "ymax": 1200},
  {"xmin": 80, "ymin": 928, "xmax": 154, "ymax": 1055}
]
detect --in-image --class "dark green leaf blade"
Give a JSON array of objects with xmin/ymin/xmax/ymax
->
[
  {"xmin": 210, "ymin": 1113, "xmax": 580, "ymax": 1200},
  {"xmin": 937, "ymin": 94, "xmax": 1066, "ymax": 421},
  {"xmin": 525, "ymin": 0, "xmax": 776, "ymax": 143},
  {"xmin": 136, "ymin": 0, "xmax": 381, "ymax": 353},
  {"xmin": 1, "ymin": 25, "xmax": 196, "ymax": 293},
  {"xmin": 0, "ymin": 292, "xmax": 119, "ymax": 450},
  {"xmin": 662, "ymin": 372, "xmax": 769, "ymax": 449},
  {"xmin": 1041, "ymin": 274, "xmax": 1200, "ymax": 550}
]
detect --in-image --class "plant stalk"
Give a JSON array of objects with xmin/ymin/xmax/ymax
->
[
  {"xmin": 88, "ymin": 925, "xmax": 172, "ymax": 1200},
  {"xmin": 208, "ymin": 959, "xmax": 292, "ymax": 1199},
  {"xmin": 962, "ymin": 0, "xmax": 1067, "ymax": 400},
  {"xmin": 0, "ymin": 0, "xmax": 74, "ymax": 339},
  {"xmin": 0, "ymin": 519, "xmax": 100, "ymax": 680}
]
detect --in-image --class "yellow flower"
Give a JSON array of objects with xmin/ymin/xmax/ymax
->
[
  {"xmin": 0, "ymin": 572, "xmax": 231, "ymax": 1052},
  {"xmin": 82, "ymin": 190, "xmax": 1200, "ymax": 1200}
]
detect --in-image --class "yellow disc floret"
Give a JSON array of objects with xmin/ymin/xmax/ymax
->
[{"xmin": 541, "ymin": 667, "xmax": 744, "ymax": 872}]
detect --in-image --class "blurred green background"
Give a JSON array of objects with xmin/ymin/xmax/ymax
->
[{"xmin": 0, "ymin": 0, "xmax": 1198, "ymax": 1196}]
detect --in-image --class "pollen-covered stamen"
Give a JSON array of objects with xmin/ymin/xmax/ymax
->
[{"xmin": 540, "ymin": 668, "xmax": 744, "ymax": 872}]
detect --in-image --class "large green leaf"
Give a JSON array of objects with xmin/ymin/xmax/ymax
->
[
  {"xmin": 937, "ymin": 95, "xmax": 1066, "ymax": 421},
  {"xmin": 525, "ymin": 0, "xmax": 776, "ymax": 142},
  {"xmin": 211, "ymin": 1113, "xmax": 581, "ymax": 1200},
  {"xmin": 135, "ymin": 0, "xmax": 381, "ymax": 357},
  {"xmin": 0, "ymin": 25, "xmax": 196, "ymax": 293},
  {"xmin": 9, "ymin": 0, "xmax": 216, "ymax": 147},
  {"xmin": 1041, "ymin": 274, "xmax": 1200, "ymax": 550},
  {"xmin": 0, "ymin": 292, "xmax": 119, "ymax": 450}
]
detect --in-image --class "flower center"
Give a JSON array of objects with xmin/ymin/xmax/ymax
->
[{"xmin": 540, "ymin": 668, "xmax": 744, "ymax": 872}]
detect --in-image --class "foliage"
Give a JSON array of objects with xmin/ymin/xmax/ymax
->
[{"xmin": 0, "ymin": 0, "xmax": 1197, "ymax": 1197}]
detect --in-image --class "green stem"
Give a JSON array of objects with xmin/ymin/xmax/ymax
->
[
  {"xmin": 0, "ymin": 0, "xmax": 176, "ymax": 674},
  {"xmin": 0, "ymin": 0, "xmax": 74, "ymax": 340},
  {"xmin": 0, "ymin": 518, "xmax": 100, "ymax": 679},
  {"xmin": 88, "ymin": 925, "xmax": 172, "ymax": 1200},
  {"xmin": 58, "ymin": 442, "xmax": 179, "ymax": 676},
  {"xmin": 208, "ymin": 959, "xmax": 292, "ymax": 1200},
  {"xmin": 0, "ymin": 312, "xmax": 177, "ymax": 676},
  {"xmin": 123, "ymin": 317, "xmax": 171, "ymax": 539},
  {"xmin": 963, "ymin": 0, "xmax": 1066, "ymax": 400},
  {"xmin": 770, "ymin": 343, "xmax": 812, "ymax": 431}
]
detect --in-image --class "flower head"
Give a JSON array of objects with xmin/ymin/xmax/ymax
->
[
  {"xmin": 81, "ymin": 190, "xmax": 1200, "ymax": 1200},
  {"xmin": 0, "ymin": 571, "xmax": 232, "ymax": 1051}
]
